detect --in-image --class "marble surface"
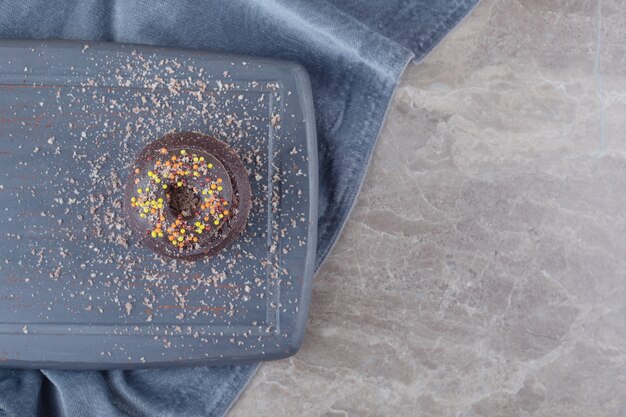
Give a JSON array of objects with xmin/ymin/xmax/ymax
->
[{"xmin": 229, "ymin": 0, "xmax": 626, "ymax": 415}]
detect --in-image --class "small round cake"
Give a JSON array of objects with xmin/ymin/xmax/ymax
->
[{"xmin": 124, "ymin": 131, "xmax": 252, "ymax": 260}]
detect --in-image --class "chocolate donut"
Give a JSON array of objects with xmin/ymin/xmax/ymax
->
[{"xmin": 124, "ymin": 132, "xmax": 252, "ymax": 260}]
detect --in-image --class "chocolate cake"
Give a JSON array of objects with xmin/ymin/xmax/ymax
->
[{"xmin": 124, "ymin": 132, "xmax": 252, "ymax": 260}]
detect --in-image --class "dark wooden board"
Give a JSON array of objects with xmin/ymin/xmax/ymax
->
[{"xmin": 0, "ymin": 40, "xmax": 317, "ymax": 369}]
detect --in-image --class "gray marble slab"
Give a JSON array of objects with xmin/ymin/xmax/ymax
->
[{"xmin": 229, "ymin": 0, "xmax": 626, "ymax": 415}]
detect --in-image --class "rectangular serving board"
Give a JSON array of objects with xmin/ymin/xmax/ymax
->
[{"xmin": 0, "ymin": 40, "xmax": 317, "ymax": 369}]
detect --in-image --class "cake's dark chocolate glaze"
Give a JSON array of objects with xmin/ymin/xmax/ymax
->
[{"xmin": 124, "ymin": 132, "xmax": 252, "ymax": 260}]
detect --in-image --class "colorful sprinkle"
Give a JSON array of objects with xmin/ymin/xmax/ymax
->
[{"xmin": 132, "ymin": 147, "xmax": 234, "ymax": 252}]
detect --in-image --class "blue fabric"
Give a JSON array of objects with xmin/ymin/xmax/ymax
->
[{"xmin": 0, "ymin": 0, "xmax": 479, "ymax": 416}]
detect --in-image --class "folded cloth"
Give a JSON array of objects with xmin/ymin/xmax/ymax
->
[{"xmin": 0, "ymin": 0, "xmax": 479, "ymax": 415}]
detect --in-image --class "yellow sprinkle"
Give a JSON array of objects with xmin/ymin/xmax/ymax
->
[
  {"xmin": 140, "ymin": 213, "xmax": 146, "ymax": 218},
  {"xmin": 208, "ymin": 190, "xmax": 214, "ymax": 195},
  {"xmin": 137, "ymin": 188, "xmax": 142, "ymax": 194},
  {"xmin": 172, "ymin": 240, "xmax": 178, "ymax": 246},
  {"xmin": 177, "ymin": 181, "xmax": 183, "ymax": 187},
  {"xmin": 178, "ymin": 236, "xmax": 184, "ymax": 242},
  {"xmin": 131, "ymin": 197, "xmax": 136, "ymax": 202},
  {"xmin": 145, "ymin": 187, "xmax": 150, "ymax": 192},
  {"xmin": 217, "ymin": 186, "xmax": 223, "ymax": 191},
  {"xmin": 158, "ymin": 203, "xmax": 164, "ymax": 209},
  {"xmin": 180, "ymin": 229, "xmax": 186, "ymax": 234},
  {"xmin": 155, "ymin": 178, "xmax": 161, "ymax": 183},
  {"xmin": 148, "ymin": 171, "xmax": 154, "ymax": 177},
  {"xmin": 143, "ymin": 207, "xmax": 149, "ymax": 213},
  {"xmin": 214, "ymin": 220, "xmax": 219, "ymax": 225},
  {"xmin": 196, "ymin": 229, "xmax": 202, "ymax": 234},
  {"xmin": 195, "ymin": 221, "xmax": 201, "ymax": 227},
  {"xmin": 207, "ymin": 163, "xmax": 213, "ymax": 168},
  {"xmin": 180, "ymin": 149, "xmax": 187, "ymax": 155},
  {"xmin": 162, "ymin": 184, "xmax": 168, "ymax": 189},
  {"xmin": 199, "ymin": 156, "xmax": 205, "ymax": 162},
  {"xmin": 223, "ymin": 201, "xmax": 228, "ymax": 206},
  {"xmin": 158, "ymin": 232, "xmax": 164, "ymax": 237},
  {"xmin": 219, "ymin": 214, "xmax": 224, "ymax": 218},
  {"xmin": 151, "ymin": 231, "xmax": 157, "ymax": 238},
  {"xmin": 157, "ymin": 198, "xmax": 163, "ymax": 203},
  {"xmin": 193, "ymin": 157, "xmax": 198, "ymax": 162},
  {"xmin": 202, "ymin": 189, "xmax": 208, "ymax": 195},
  {"xmin": 193, "ymin": 172, "xmax": 199, "ymax": 177}
]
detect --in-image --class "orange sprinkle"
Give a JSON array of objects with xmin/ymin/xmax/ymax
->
[
  {"xmin": 135, "ymin": 168, "xmax": 140, "ymax": 174},
  {"xmin": 171, "ymin": 155, "xmax": 177, "ymax": 161},
  {"xmin": 160, "ymin": 147, "xmax": 168, "ymax": 154},
  {"xmin": 217, "ymin": 178, "xmax": 222, "ymax": 183},
  {"xmin": 223, "ymin": 210, "xmax": 229, "ymax": 215},
  {"xmin": 204, "ymin": 216, "xmax": 209, "ymax": 222}
]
